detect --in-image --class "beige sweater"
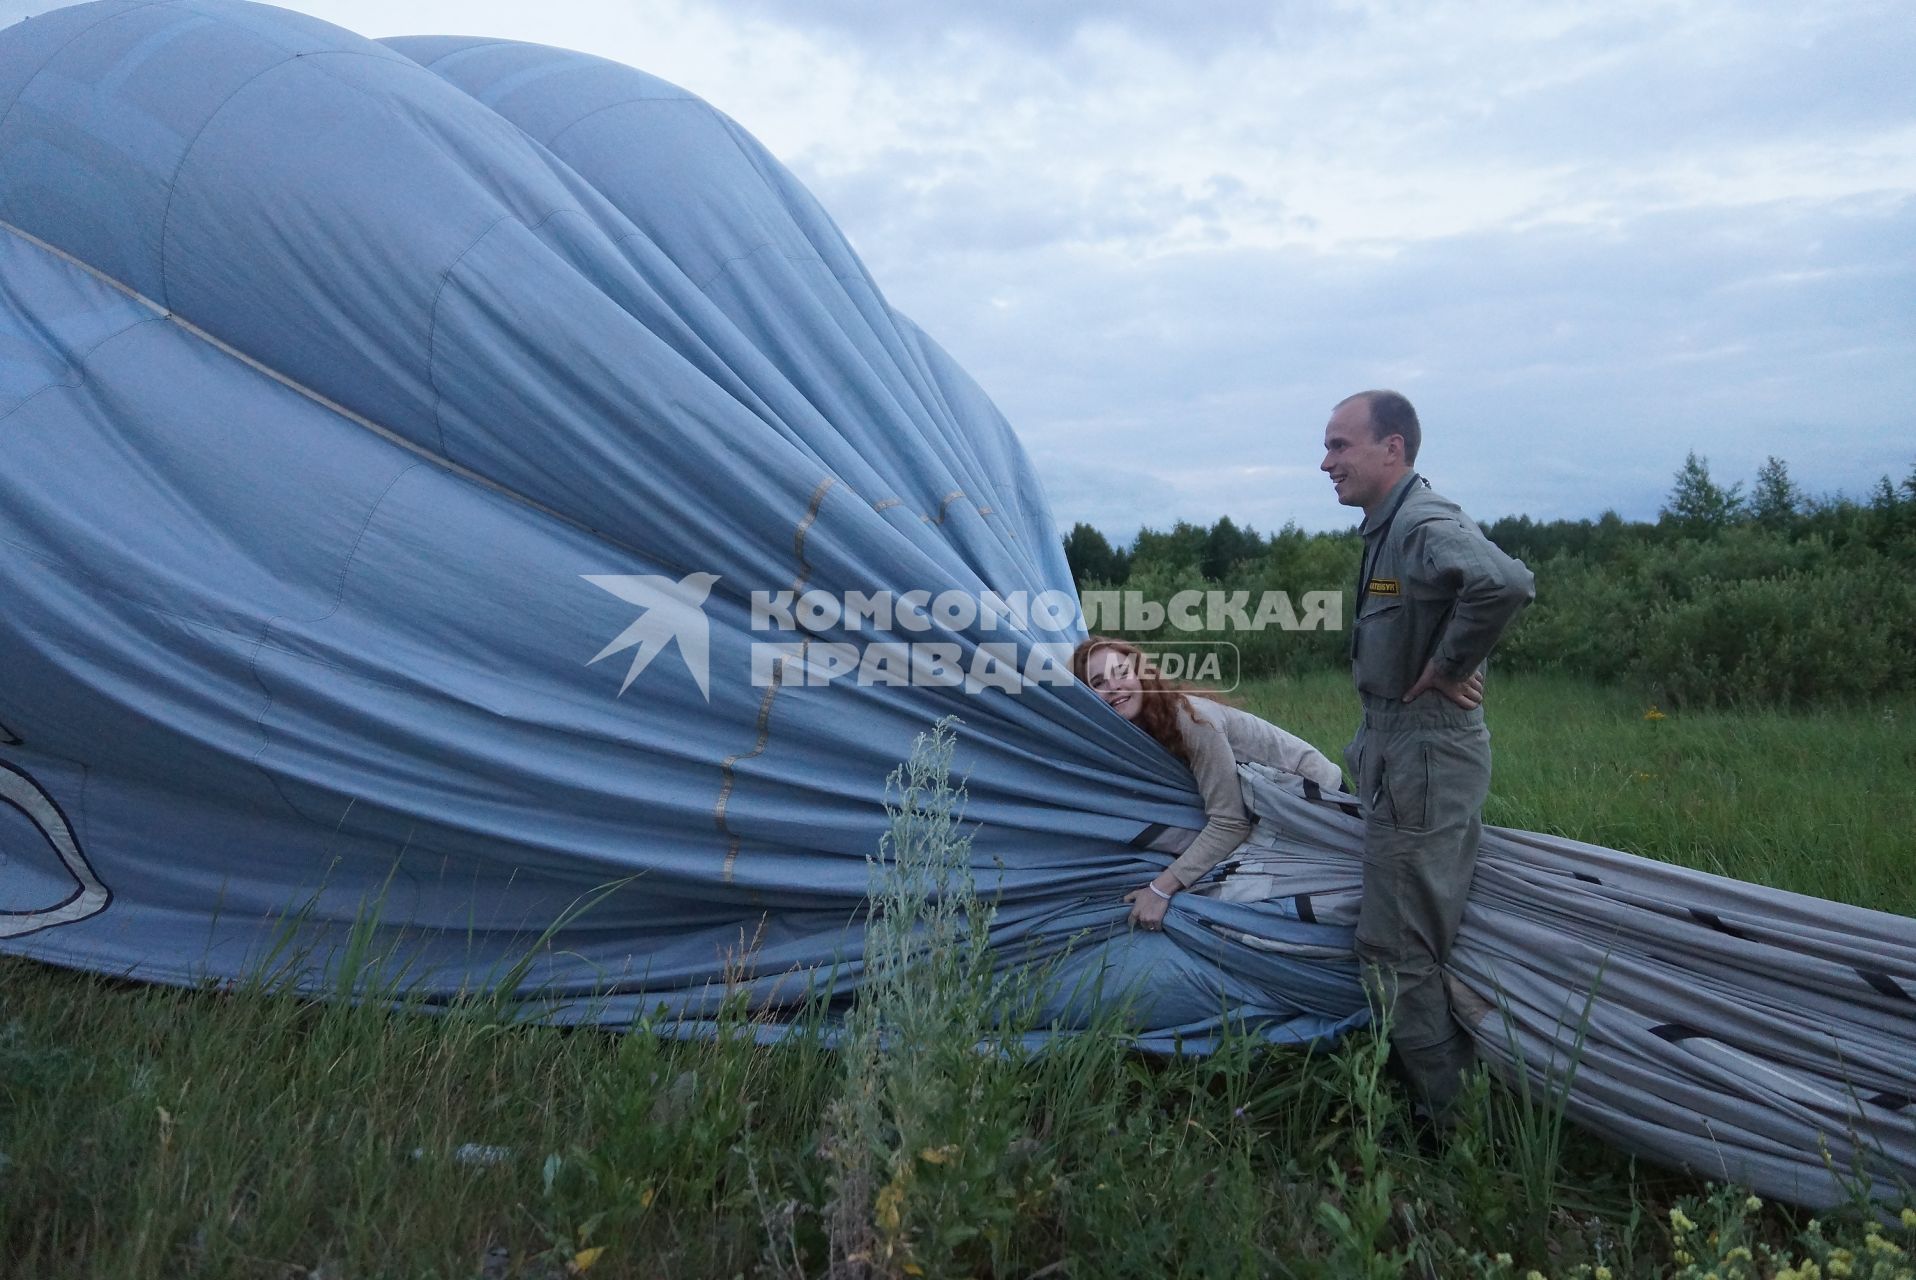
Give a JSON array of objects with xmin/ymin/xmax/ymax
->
[{"xmin": 1163, "ymin": 700, "xmax": 1344, "ymax": 888}]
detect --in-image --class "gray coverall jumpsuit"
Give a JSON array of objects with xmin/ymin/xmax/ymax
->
[{"xmin": 1346, "ymin": 471, "xmax": 1535, "ymax": 1110}]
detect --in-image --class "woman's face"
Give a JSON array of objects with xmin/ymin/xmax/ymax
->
[{"xmin": 1084, "ymin": 646, "xmax": 1144, "ymax": 721}]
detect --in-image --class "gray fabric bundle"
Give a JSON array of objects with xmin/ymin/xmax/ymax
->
[{"xmin": 1210, "ymin": 765, "xmax": 1915, "ymax": 1210}]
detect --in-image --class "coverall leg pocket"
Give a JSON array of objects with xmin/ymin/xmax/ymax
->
[{"xmin": 1376, "ymin": 734, "xmax": 1432, "ymax": 833}]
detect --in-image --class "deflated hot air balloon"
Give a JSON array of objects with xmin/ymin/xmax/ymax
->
[
  {"xmin": 1, "ymin": 0, "xmax": 1910, "ymax": 1208},
  {"xmin": 0, "ymin": 0, "xmax": 1350, "ymax": 1041}
]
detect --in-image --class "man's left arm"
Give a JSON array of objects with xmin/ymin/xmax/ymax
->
[{"xmin": 1412, "ymin": 516, "xmax": 1536, "ymax": 679}]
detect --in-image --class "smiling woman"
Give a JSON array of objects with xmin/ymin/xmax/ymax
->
[{"xmin": 1071, "ymin": 635, "xmax": 1342, "ymax": 928}]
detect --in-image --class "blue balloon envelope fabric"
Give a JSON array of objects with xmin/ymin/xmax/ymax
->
[{"xmin": 0, "ymin": 0, "xmax": 1362, "ymax": 1049}]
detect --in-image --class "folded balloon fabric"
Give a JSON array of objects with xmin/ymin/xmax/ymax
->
[{"xmin": 0, "ymin": 0, "xmax": 1909, "ymax": 1209}]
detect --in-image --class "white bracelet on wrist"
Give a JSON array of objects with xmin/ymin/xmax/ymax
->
[{"xmin": 1147, "ymin": 882, "xmax": 1175, "ymax": 901}]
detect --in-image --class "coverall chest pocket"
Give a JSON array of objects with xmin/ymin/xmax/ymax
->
[{"xmin": 1352, "ymin": 597, "xmax": 1405, "ymax": 693}]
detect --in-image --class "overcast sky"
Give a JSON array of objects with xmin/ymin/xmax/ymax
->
[{"xmin": 7, "ymin": 0, "xmax": 1912, "ymax": 538}]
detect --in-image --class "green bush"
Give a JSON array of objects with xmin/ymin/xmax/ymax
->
[
  {"xmin": 1073, "ymin": 479, "xmax": 1916, "ymax": 707},
  {"xmin": 1495, "ymin": 553, "xmax": 1646, "ymax": 683},
  {"xmin": 1635, "ymin": 569, "xmax": 1916, "ymax": 708}
]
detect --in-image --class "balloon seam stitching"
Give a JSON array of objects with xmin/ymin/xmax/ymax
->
[
  {"xmin": 154, "ymin": 54, "xmax": 298, "ymax": 310},
  {"xmin": 0, "ymin": 216, "xmax": 647, "ymax": 562},
  {"xmin": 0, "ymin": 0, "xmax": 167, "ymax": 144},
  {"xmin": 544, "ymin": 92, "xmax": 705, "ymax": 153},
  {"xmin": 0, "ymin": 313, "xmax": 168, "ymax": 430},
  {"xmin": 425, "ymin": 211, "xmax": 527, "ymax": 458},
  {"xmin": 717, "ymin": 474, "xmax": 837, "ymax": 884},
  {"xmin": 242, "ymin": 462, "xmax": 424, "ymax": 829}
]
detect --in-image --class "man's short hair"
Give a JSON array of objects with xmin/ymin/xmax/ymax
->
[{"xmin": 1338, "ymin": 389, "xmax": 1421, "ymax": 464}]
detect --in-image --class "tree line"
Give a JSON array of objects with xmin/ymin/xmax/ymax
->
[{"xmin": 1063, "ymin": 454, "xmax": 1916, "ymax": 707}]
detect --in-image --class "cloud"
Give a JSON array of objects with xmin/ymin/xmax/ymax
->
[
  {"xmin": 7, "ymin": 0, "xmax": 1909, "ymax": 541},
  {"xmin": 0, "ymin": 0, "xmax": 62, "ymax": 23},
  {"xmin": 710, "ymin": 0, "xmax": 1332, "ymax": 60},
  {"xmin": 691, "ymin": 0, "xmax": 1916, "ymax": 536},
  {"xmin": 859, "ymin": 190, "xmax": 1916, "ymax": 536}
]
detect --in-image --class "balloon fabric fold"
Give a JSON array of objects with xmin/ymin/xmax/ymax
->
[{"xmin": 0, "ymin": 0, "xmax": 1267, "ymax": 1023}]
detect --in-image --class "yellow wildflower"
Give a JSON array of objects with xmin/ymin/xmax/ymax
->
[
  {"xmin": 1596, "ymin": 1268, "xmax": 1613, "ymax": 1280},
  {"xmin": 1745, "ymin": 1196, "xmax": 1763, "ymax": 1212},
  {"xmin": 1903, "ymin": 1207, "xmax": 1916, "ymax": 1229},
  {"xmin": 1672, "ymin": 1207, "xmax": 1699, "ymax": 1234},
  {"xmin": 1825, "ymin": 1260, "xmax": 1849, "ymax": 1278},
  {"xmin": 1644, "ymin": 706, "xmax": 1667, "ymax": 721},
  {"xmin": 1496, "ymin": 1253, "xmax": 1514, "ymax": 1267},
  {"xmin": 1675, "ymin": 1250, "xmax": 1693, "ymax": 1265},
  {"xmin": 875, "ymin": 1178, "xmax": 906, "ymax": 1233},
  {"xmin": 1527, "ymin": 1271, "xmax": 1546, "ymax": 1280}
]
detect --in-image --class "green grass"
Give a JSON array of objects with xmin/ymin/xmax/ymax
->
[
  {"xmin": 3, "ymin": 679, "xmax": 1913, "ymax": 1278},
  {"xmin": 1239, "ymin": 670, "xmax": 1916, "ymax": 914}
]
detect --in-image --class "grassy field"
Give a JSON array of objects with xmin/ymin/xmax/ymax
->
[
  {"xmin": 2, "ymin": 675, "xmax": 1913, "ymax": 1279},
  {"xmin": 1244, "ymin": 670, "xmax": 1916, "ymax": 915}
]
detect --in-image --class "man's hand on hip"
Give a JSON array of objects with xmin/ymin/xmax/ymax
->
[{"xmin": 1403, "ymin": 661, "xmax": 1484, "ymax": 710}]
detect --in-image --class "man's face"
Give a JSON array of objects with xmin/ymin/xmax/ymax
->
[{"xmin": 1320, "ymin": 399, "xmax": 1405, "ymax": 511}]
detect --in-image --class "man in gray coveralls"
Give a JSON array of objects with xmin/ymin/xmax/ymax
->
[{"xmin": 1320, "ymin": 389, "xmax": 1535, "ymax": 1114}]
